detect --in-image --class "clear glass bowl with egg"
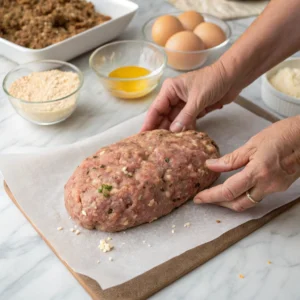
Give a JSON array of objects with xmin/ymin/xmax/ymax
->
[
  {"xmin": 89, "ymin": 40, "xmax": 167, "ymax": 99},
  {"xmin": 143, "ymin": 13, "xmax": 231, "ymax": 71},
  {"xmin": 3, "ymin": 60, "xmax": 83, "ymax": 125}
]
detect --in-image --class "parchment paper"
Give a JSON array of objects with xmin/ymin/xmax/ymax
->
[
  {"xmin": 168, "ymin": 0, "xmax": 269, "ymax": 20},
  {"xmin": 0, "ymin": 103, "xmax": 299, "ymax": 290}
]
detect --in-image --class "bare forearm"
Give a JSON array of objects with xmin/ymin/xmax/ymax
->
[{"xmin": 220, "ymin": 0, "xmax": 300, "ymax": 89}]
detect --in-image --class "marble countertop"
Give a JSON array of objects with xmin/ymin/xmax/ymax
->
[{"xmin": 0, "ymin": 1, "xmax": 299, "ymax": 299}]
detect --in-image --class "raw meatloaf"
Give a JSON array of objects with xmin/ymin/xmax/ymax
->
[{"xmin": 65, "ymin": 130, "xmax": 220, "ymax": 232}]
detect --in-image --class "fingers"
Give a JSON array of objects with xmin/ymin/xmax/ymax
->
[
  {"xmin": 206, "ymin": 145, "xmax": 256, "ymax": 173},
  {"xmin": 141, "ymin": 79, "xmax": 180, "ymax": 132},
  {"xmin": 205, "ymin": 102, "xmax": 223, "ymax": 114},
  {"xmin": 216, "ymin": 186, "xmax": 265, "ymax": 212},
  {"xmin": 194, "ymin": 167, "xmax": 255, "ymax": 204},
  {"xmin": 140, "ymin": 108, "xmax": 164, "ymax": 132},
  {"xmin": 170, "ymin": 101, "xmax": 199, "ymax": 132},
  {"xmin": 153, "ymin": 102, "xmax": 186, "ymax": 130}
]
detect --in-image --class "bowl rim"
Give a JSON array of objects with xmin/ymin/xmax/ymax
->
[
  {"xmin": 89, "ymin": 40, "xmax": 167, "ymax": 81},
  {"xmin": 142, "ymin": 12, "xmax": 232, "ymax": 54},
  {"xmin": 262, "ymin": 57, "xmax": 300, "ymax": 105},
  {"xmin": 2, "ymin": 59, "xmax": 84, "ymax": 104}
]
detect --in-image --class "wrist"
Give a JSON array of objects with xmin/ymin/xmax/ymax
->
[{"xmin": 217, "ymin": 48, "xmax": 249, "ymax": 91}]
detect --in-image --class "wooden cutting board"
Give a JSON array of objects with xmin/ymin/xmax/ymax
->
[{"xmin": 4, "ymin": 97, "xmax": 300, "ymax": 300}]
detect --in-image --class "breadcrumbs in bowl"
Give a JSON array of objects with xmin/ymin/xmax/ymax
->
[{"xmin": 3, "ymin": 60, "xmax": 84, "ymax": 125}]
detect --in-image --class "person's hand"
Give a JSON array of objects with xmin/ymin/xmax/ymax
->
[
  {"xmin": 194, "ymin": 116, "xmax": 300, "ymax": 211},
  {"xmin": 141, "ymin": 61, "xmax": 240, "ymax": 132}
]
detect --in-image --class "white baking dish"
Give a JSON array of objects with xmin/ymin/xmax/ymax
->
[
  {"xmin": 0, "ymin": 0, "xmax": 138, "ymax": 64},
  {"xmin": 261, "ymin": 58, "xmax": 300, "ymax": 117}
]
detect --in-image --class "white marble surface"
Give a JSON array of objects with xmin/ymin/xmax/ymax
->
[{"xmin": 0, "ymin": 1, "xmax": 299, "ymax": 299}]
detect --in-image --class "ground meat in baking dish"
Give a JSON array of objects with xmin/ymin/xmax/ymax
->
[
  {"xmin": 64, "ymin": 129, "xmax": 220, "ymax": 232},
  {"xmin": 0, "ymin": 0, "xmax": 111, "ymax": 49}
]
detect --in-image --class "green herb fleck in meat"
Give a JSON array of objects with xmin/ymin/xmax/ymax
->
[
  {"xmin": 98, "ymin": 184, "xmax": 113, "ymax": 196},
  {"xmin": 165, "ymin": 158, "xmax": 170, "ymax": 163},
  {"xmin": 103, "ymin": 190, "xmax": 110, "ymax": 198}
]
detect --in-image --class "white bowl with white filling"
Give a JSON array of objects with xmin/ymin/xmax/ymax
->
[{"xmin": 261, "ymin": 58, "xmax": 300, "ymax": 117}]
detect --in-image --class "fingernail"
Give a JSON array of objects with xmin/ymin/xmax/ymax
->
[
  {"xmin": 206, "ymin": 159, "xmax": 218, "ymax": 165},
  {"xmin": 170, "ymin": 121, "xmax": 185, "ymax": 133}
]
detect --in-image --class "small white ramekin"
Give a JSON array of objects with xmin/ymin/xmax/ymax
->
[{"xmin": 261, "ymin": 58, "xmax": 300, "ymax": 117}]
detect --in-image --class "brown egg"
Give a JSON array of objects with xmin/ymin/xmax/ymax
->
[
  {"xmin": 151, "ymin": 15, "xmax": 184, "ymax": 46},
  {"xmin": 165, "ymin": 31, "xmax": 206, "ymax": 70},
  {"xmin": 178, "ymin": 11, "xmax": 204, "ymax": 31},
  {"xmin": 194, "ymin": 22, "xmax": 226, "ymax": 49},
  {"xmin": 165, "ymin": 31, "xmax": 204, "ymax": 52}
]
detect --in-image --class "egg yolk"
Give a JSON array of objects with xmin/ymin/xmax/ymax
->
[{"xmin": 108, "ymin": 66, "xmax": 151, "ymax": 94}]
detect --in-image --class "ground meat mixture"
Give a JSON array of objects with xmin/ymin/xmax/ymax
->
[
  {"xmin": 0, "ymin": 0, "xmax": 111, "ymax": 49},
  {"xmin": 65, "ymin": 130, "xmax": 220, "ymax": 232}
]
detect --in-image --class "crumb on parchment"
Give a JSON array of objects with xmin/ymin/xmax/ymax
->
[
  {"xmin": 57, "ymin": 227, "xmax": 63, "ymax": 231},
  {"xmin": 184, "ymin": 222, "xmax": 191, "ymax": 228},
  {"xmin": 239, "ymin": 274, "xmax": 245, "ymax": 279},
  {"xmin": 267, "ymin": 260, "xmax": 272, "ymax": 265},
  {"xmin": 98, "ymin": 239, "xmax": 114, "ymax": 253},
  {"xmin": 216, "ymin": 220, "xmax": 221, "ymax": 223}
]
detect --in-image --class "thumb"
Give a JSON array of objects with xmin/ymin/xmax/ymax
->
[
  {"xmin": 206, "ymin": 146, "xmax": 252, "ymax": 172},
  {"xmin": 170, "ymin": 101, "xmax": 199, "ymax": 132}
]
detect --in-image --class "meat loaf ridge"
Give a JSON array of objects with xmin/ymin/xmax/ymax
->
[{"xmin": 64, "ymin": 129, "xmax": 220, "ymax": 232}]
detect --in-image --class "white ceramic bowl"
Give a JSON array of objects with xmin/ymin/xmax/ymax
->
[
  {"xmin": 0, "ymin": 0, "xmax": 138, "ymax": 64},
  {"xmin": 261, "ymin": 58, "xmax": 300, "ymax": 117}
]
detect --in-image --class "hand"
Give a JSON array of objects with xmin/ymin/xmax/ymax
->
[
  {"xmin": 194, "ymin": 116, "xmax": 300, "ymax": 211},
  {"xmin": 141, "ymin": 61, "xmax": 241, "ymax": 132}
]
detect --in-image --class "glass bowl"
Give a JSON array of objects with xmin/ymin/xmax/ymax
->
[
  {"xmin": 89, "ymin": 40, "xmax": 167, "ymax": 99},
  {"xmin": 3, "ymin": 60, "xmax": 83, "ymax": 125},
  {"xmin": 142, "ymin": 13, "xmax": 232, "ymax": 71}
]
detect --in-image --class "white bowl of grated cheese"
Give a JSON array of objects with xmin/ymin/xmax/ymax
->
[
  {"xmin": 261, "ymin": 57, "xmax": 300, "ymax": 117},
  {"xmin": 3, "ymin": 60, "xmax": 84, "ymax": 125}
]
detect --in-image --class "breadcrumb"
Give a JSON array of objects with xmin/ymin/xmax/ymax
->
[
  {"xmin": 184, "ymin": 222, "xmax": 191, "ymax": 228},
  {"xmin": 57, "ymin": 227, "xmax": 63, "ymax": 231},
  {"xmin": 98, "ymin": 239, "xmax": 114, "ymax": 253},
  {"xmin": 267, "ymin": 260, "xmax": 272, "ymax": 265},
  {"xmin": 216, "ymin": 220, "xmax": 221, "ymax": 223},
  {"xmin": 239, "ymin": 274, "xmax": 245, "ymax": 279},
  {"xmin": 171, "ymin": 229, "xmax": 175, "ymax": 234},
  {"xmin": 75, "ymin": 230, "xmax": 81, "ymax": 235},
  {"xmin": 70, "ymin": 228, "xmax": 75, "ymax": 232},
  {"xmin": 82, "ymin": 210, "xmax": 87, "ymax": 216},
  {"xmin": 109, "ymin": 257, "xmax": 113, "ymax": 261},
  {"xmin": 172, "ymin": 225, "xmax": 176, "ymax": 228}
]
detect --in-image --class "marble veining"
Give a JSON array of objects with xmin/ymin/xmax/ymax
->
[{"xmin": 0, "ymin": 0, "xmax": 299, "ymax": 299}]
